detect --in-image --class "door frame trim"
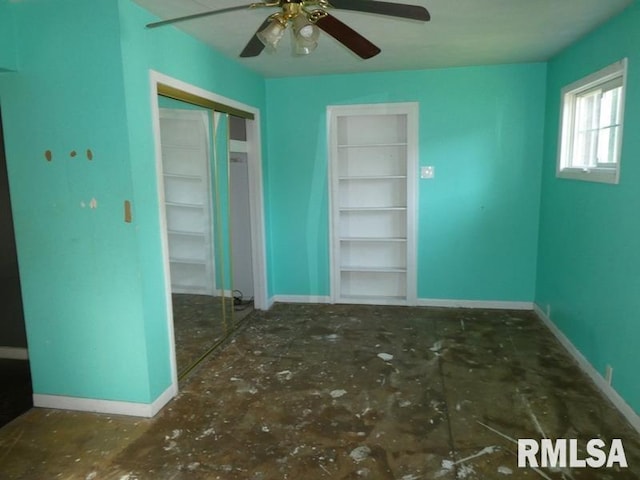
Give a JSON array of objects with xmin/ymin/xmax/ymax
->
[{"xmin": 150, "ymin": 71, "xmax": 268, "ymax": 388}]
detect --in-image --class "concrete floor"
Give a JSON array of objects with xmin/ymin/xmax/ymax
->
[{"xmin": 0, "ymin": 304, "xmax": 639, "ymax": 479}]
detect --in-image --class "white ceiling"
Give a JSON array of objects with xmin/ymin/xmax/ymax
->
[{"xmin": 134, "ymin": 0, "xmax": 633, "ymax": 78}]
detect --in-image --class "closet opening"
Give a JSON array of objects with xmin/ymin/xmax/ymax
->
[{"xmin": 151, "ymin": 74, "xmax": 267, "ymax": 383}]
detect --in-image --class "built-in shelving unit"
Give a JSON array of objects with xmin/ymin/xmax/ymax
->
[
  {"xmin": 329, "ymin": 103, "xmax": 418, "ymax": 305},
  {"xmin": 160, "ymin": 109, "xmax": 215, "ymax": 295}
]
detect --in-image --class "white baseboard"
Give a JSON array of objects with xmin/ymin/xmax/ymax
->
[
  {"xmin": 267, "ymin": 296, "xmax": 534, "ymax": 310},
  {"xmin": 33, "ymin": 383, "xmax": 177, "ymax": 418},
  {"xmin": 417, "ymin": 298, "xmax": 534, "ymax": 310},
  {"xmin": 533, "ymin": 304, "xmax": 640, "ymax": 434},
  {"xmin": 0, "ymin": 347, "xmax": 29, "ymax": 360},
  {"xmin": 271, "ymin": 295, "xmax": 332, "ymax": 305}
]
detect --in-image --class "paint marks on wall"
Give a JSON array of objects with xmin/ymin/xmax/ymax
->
[
  {"xmin": 79, "ymin": 198, "xmax": 98, "ymax": 210},
  {"xmin": 124, "ymin": 200, "xmax": 132, "ymax": 223},
  {"xmin": 44, "ymin": 148, "xmax": 95, "ymax": 162}
]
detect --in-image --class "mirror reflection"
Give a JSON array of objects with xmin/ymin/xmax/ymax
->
[{"xmin": 157, "ymin": 95, "xmax": 254, "ymax": 379}]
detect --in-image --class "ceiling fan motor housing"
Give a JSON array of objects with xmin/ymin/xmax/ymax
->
[{"xmin": 281, "ymin": 0, "xmax": 304, "ymax": 20}]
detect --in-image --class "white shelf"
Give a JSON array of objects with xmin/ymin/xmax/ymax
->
[
  {"xmin": 338, "ymin": 294, "xmax": 407, "ymax": 305},
  {"xmin": 163, "ymin": 172, "xmax": 202, "ymax": 181},
  {"xmin": 166, "ymin": 201, "xmax": 204, "ymax": 209},
  {"xmin": 340, "ymin": 237, "xmax": 407, "ymax": 242},
  {"xmin": 340, "ymin": 266, "xmax": 407, "ymax": 273},
  {"xmin": 168, "ymin": 229, "xmax": 205, "ymax": 237},
  {"xmin": 337, "ymin": 143, "xmax": 407, "ymax": 148},
  {"xmin": 339, "ymin": 207, "xmax": 406, "ymax": 212},
  {"xmin": 339, "ymin": 175, "xmax": 407, "ymax": 181}
]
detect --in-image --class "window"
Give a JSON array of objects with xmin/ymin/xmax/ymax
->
[{"xmin": 557, "ymin": 59, "xmax": 627, "ymax": 184}]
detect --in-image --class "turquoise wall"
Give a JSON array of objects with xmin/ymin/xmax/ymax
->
[
  {"xmin": 0, "ymin": 0, "xmax": 266, "ymax": 406},
  {"xmin": 3, "ymin": 0, "xmax": 636, "ymax": 418},
  {"xmin": 265, "ymin": 64, "xmax": 546, "ymax": 301},
  {"xmin": 117, "ymin": 0, "xmax": 266, "ymax": 397},
  {"xmin": 0, "ymin": 0, "xmax": 151, "ymax": 402},
  {"xmin": 0, "ymin": 0, "xmax": 17, "ymax": 72},
  {"xmin": 536, "ymin": 3, "xmax": 640, "ymax": 412}
]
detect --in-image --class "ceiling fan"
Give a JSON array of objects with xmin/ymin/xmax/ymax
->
[{"xmin": 146, "ymin": 0, "xmax": 430, "ymax": 59}]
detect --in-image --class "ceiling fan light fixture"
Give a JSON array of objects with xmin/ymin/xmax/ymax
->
[
  {"xmin": 257, "ymin": 15, "xmax": 287, "ymax": 50},
  {"xmin": 292, "ymin": 14, "xmax": 320, "ymax": 55},
  {"xmin": 293, "ymin": 14, "xmax": 320, "ymax": 41},
  {"xmin": 294, "ymin": 36, "xmax": 318, "ymax": 55}
]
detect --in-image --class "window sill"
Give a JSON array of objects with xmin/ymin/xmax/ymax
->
[{"xmin": 557, "ymin": 167, "xmax": 619, "ymax": 185}]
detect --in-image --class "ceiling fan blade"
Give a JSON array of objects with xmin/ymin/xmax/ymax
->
[
  {"xmin": 239, "ymin": 18, "xmax": 272, "ymax": 57},
  {"xmin": 315, "ymin": 13, "xmax": 381, "ymax": 59},
  {"xmin": 328, "ymin": 0, "xmax": 430, "ymax": 21},
  {"xmin": 146, "ymin": 4, "xmax": 256, "ymax": 29}
]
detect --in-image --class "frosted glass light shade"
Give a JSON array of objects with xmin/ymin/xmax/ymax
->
[
  {"xmin": 292, "ymin": 15, "xmax": 319, "ymax": 55},
  {"xmin": 257, "ymin": 18, "xmax": 286, "ymax": 49}
]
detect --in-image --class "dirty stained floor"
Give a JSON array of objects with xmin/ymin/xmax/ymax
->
[{"xmin": 1, "ymin": 303, "xmax": 639, "ymax": 479}]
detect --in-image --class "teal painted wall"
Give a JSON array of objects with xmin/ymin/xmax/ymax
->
[
  {"xmin": 0, "ymin": 0, "xmax": 266, "ymax": 406},
  {"xmin": 0, "ymin": 0, "xmax": 151, "ymax": 402},
  {"xmin": 265, "ymin": 64, "xmax": 546, "ymax": 301},
  {"xmin": 0, "ymin": 0, "xmax": 18, "ymax": 72},
  {"xmin": 536, "ymin": 3, "xmax": 640, "ymax": 412},
  {"xmin": 116, "ymin": 0, "xmax": 266, "ymax": 397}
]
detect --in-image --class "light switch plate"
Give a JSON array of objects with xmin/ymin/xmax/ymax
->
[{"xmin": 421, "ymin": 166, "xmax": 435, "ymax": 179}]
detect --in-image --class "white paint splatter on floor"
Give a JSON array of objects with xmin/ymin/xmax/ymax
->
[
  {"xmin": 276, "ymin": 370, "xmax": 293, "ymax": 381},
  {"xmin": 196, "ymin": 427, "xmax": 216, "ymax": 440},
  {"xmin": 330, "ymin": 389, "xmax": 347, "ymax": 398},
  {"xmin": 457, "ymin": 463, "xmax": 475, "ymax": 478},
  {"xmin": 349, "ymin": 446, "xmax": 372, "ymax": 463}
]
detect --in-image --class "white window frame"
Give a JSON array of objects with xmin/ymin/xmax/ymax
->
[{"xmin": 557, "ymin": 58, "xmax": 628, "ymax": 184}]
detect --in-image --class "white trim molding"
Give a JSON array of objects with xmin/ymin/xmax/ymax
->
[
  {"xmin": 149, "ymin": 70, "xmax": 269, "ymax": 400},
  {"xmin": 418, "ymin": 298, "xmax": 534, "ymax": 310},
  {"xmin": 0, "ymin": 347, "xmax": 29, "ymax": 360},
  {"xmin": 534, "ymin": 304, "xmax": 640, "ymax": 434},
  {"xmin": 33, "ymin": 384, "xmax": 177, "ymax": 418},
  {"xmin": 268, "ymin": 296, "xmax": 534, "ymax": 310}
]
